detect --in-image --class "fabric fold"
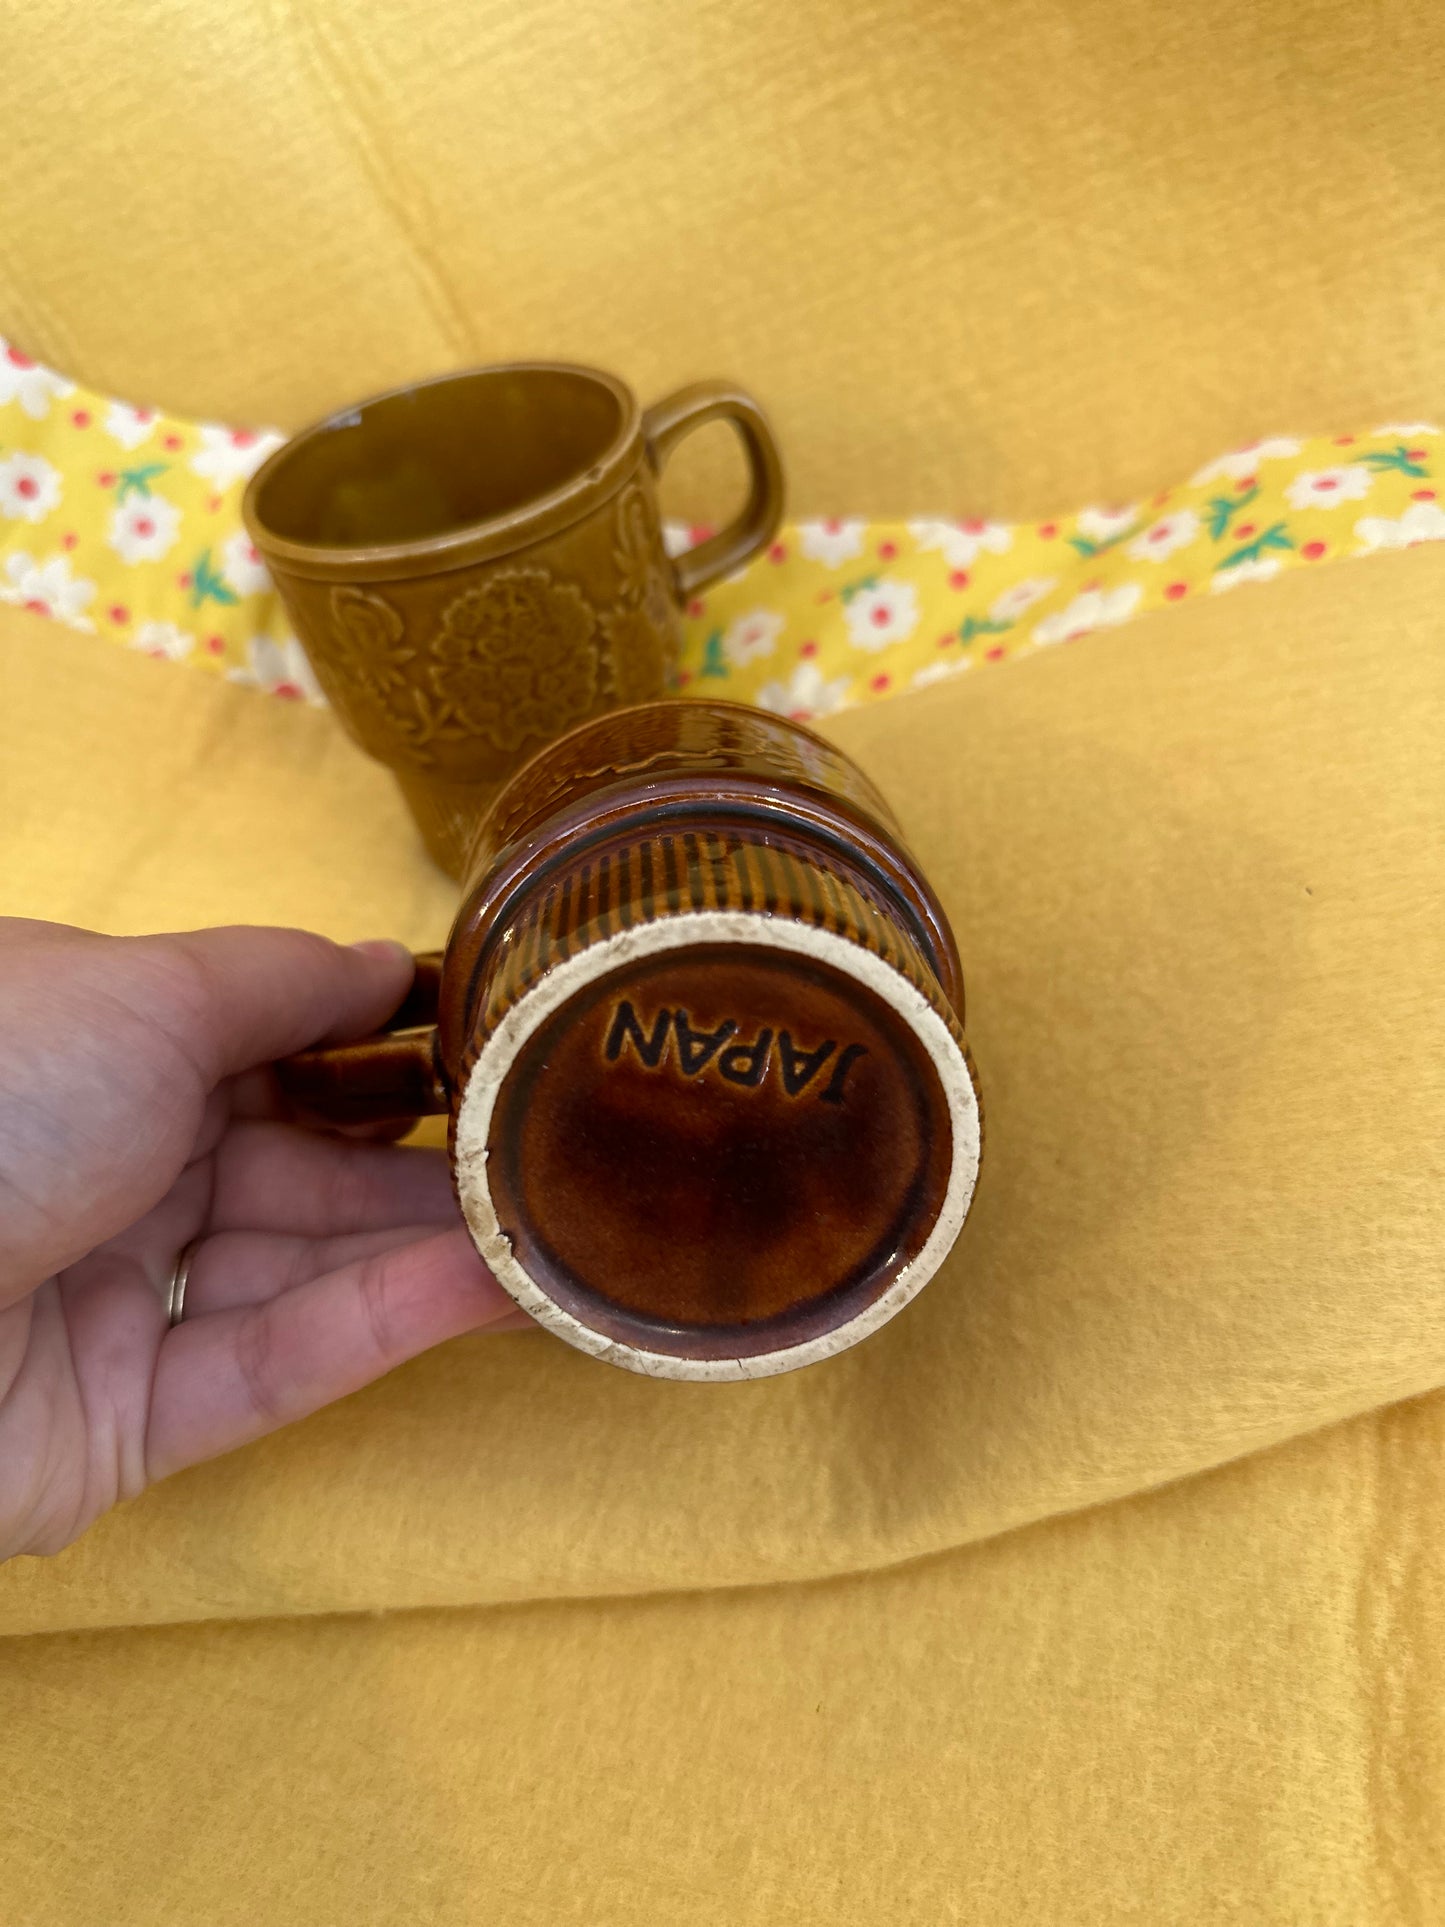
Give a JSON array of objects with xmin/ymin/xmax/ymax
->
[{"xmin": 2, "ymin": 539, "xmax": 1441, "ymax": 1635}]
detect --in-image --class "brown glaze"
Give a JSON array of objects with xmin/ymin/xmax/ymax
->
[
  {"xmin": 276, "ymin": 701, "xmax": 982, "ymax": 1379},
  {"xmin": 486, "ymin": 946, "xmax": 952, "ymax": 1361},
  {"xmin": 243, "ymin": 365, "xmax": 784, "ymax": 874}
]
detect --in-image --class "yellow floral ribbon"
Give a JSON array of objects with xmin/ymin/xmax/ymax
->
[{"xmin": 1, "ymin": 334, "xmax": 1440, "ymax": 723}]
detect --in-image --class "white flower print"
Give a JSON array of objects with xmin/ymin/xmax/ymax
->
[
  {"xmin": 908, "ymin": 518, "xmax": 1012, "ymax": 571},
  {"xmin": 722, "ymin": 608, "xmax": 784, "ymax": 666},
  {"xmin": 798, "ymin": 518, "xmax": 866, "ymax": 567},
  {"xmin": 190, "ymin": 422, "xmax": 285, "ymax": 492},
  {"xmin": 228, "ymin": 633, "xmax": 325, "ymax": 701},
  {"xmin": 103, "ymin": 401, "xmax": 160, "ymax": 450},
  {"xmin": 1354, "ymin": 501, "xmax": 1445, "ymax": 551},
  {"xmin": 989, "ymin": 576, "xmax": 1056, "ymax": 622},
  {"xmin": 131, "ymin": 621, "xmax": 194, "ymax": 662},
  {"xmin": 1125, "ymin": 509, "xmax": 1200, "ymax": 562},
  {"xmin": 220, "ymin": 528, "xmax": 273, "ymax": 596},
  {"xmin": 1075, "ymin": 505, "xmax": 1139, "ymax": 544},
  {"xmin": 1371, "ymin": 423, "xmax": 1439, "ymax": 438},
  {"xmin": 1284, "ymin": 467, "xmax": 1372, "ymax": 511},
  {"xmin": 1210, "ymin": 557, "xmax": 1283, "ymax": 592},
  {"xmin": 0, "ymin": 342, "xmax": 74, "ymax": 420},
  {"xmin": 661, "ymin": 520, "xmax": 718, "ymax": 558},
  {"xmin": 844, "ymin": 577, "xmax": 920, "ymax": 650},
  {"xmin": 1033, "ymin": 582, "xmax": 1141, "ymax": 646},
  {"xmin": 911, "ymin": 660, "xmax": 969, "ymax": 691},
  {"xmin": 1, "ymin": 551, "xmax": 96, "ymax": 628},
  {"xmin": 108, "ymin": 492, "xmax": 182, "ymax": 563},
  {"xmin": 756, "ymin": 659, "xmax": 852, "ymax": 722},
  {"xmin": 1190, "ymin": 438, "xmax": 1302, "ymax": 486},
  {"xmin": 0, "ymin": 451, "xmax": 62, "ymax": 523}
]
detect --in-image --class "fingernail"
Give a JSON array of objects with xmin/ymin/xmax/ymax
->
[{"xmin": 350, "ymin": 939, "xmax": 414, "ymax": 968}]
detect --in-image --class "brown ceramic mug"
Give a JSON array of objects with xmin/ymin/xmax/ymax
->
[
  {"xmin": 243, "ymin": 364, "xmax": 784, "ymax": 874},
  {"xmin": 278, "ymin": 701, "xmax": 982, "ymax": 1380}
]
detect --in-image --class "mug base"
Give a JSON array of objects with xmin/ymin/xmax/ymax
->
[{"xmin": 453, "ymin": 912, "xmax": 980, "ymax": 1380}]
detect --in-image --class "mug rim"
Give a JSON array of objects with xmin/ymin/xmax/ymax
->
[{"xmin": 241, "ymin": 361, "xmax": 643, "ymax": 583}]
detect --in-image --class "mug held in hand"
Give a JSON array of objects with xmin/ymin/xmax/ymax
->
[{"xmin": 278, "ymin": 702, "xmax": 983, "ymax": 1380}]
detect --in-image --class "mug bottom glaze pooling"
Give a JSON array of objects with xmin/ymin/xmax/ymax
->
[{"xmin": 455, "ymin": 911, "xmax": 979, "ymax": 1380}]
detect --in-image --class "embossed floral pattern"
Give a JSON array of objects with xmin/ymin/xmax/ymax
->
[
  {"xmin": 603, "ymin": 484, "xmax": 676, "ymax": 706},
  {"xmin": 0, "ymin": 333, "xmax": 1439, "ymax": 727},
  {"xmin": 430, "ymin": 568, "xmax": 599, "ymax": 751},
  {"xmin": 604, "ymin": 593, "xmax": 675, "ymax": 706},
  {"xmin": 329, "ymin": 585, "xmax": 414, "ymax": 698}
]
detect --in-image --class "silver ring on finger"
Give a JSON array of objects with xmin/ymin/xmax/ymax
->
[{"xmin": 166, "ymin": 1238, "xmax": 202, "ymax": 1328}]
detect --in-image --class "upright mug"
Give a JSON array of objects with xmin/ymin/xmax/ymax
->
[
  {"xmin": 279, "ymin": 701, "xmax": 984, "ymax": 1381},
  {"xmin": 243, "ymin": 363, "xmax": 784, "ymax": 874}
]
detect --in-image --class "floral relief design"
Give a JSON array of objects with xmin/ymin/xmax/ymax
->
[
  {"xmin": 330, "ymin": 584, "xmax": 414, "ymax": 698},
  {"xmin": 0, "ymin": 332, "xmax": 1439, "ymax": 731},
  {"xmin": 430, "ymin": 567, "xmax": 599, "ymax": 752},
  {"xmin": 602, "ymin": 484, "xmax": 677, "ymax": 706}
]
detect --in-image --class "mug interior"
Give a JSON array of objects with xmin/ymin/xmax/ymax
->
[{"xmin": 252, "ymin": 366, "xmax": 628, "ymax": 550}]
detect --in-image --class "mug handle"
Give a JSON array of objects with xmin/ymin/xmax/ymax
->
[
  {"xmin": 273, "ymin": 950, "xmax": 449, "ymax": 1128},
  {"xmin": 642, "ymin": 382, "xmax": 785, "ymax": 600}
]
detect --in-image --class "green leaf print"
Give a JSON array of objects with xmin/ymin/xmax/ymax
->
[
  {"xmin": 1352, "ymin": 444, "xmax": 1430, "ymax": 478},
  {"xmin": 836, "ymin": 574, "xmax": 880, "ymax": 605},
  {"xmin": 1218, "ymin": 522, "xmax": 1294, "ymax": 570},
  {"xmin": 1204, "ymin": 483, "xmax": 1260, "ymax": 542},
  {"xmin": 115, "ymin": 461, "xmax": 169, "ymax": 503},
  {"xmin": 1066, "ymin": 523, "xmax": 1138, "ymax": 559},
  {"xmin": 700, "ymin": 631, "xmax": 728, "ymax": 679},
  {"xmin": 958, "ymin": 615, "xmax": 1013, "ymax": 643},
  {"xmin": 188, "ymin": 548, "xmax": 239, "ymax": 609}
]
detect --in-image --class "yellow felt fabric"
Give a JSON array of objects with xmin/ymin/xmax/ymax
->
[
  {"xmin": 4, "ymin": 0, "xmax": 1445, "ymax": 1911},
  {"xmin": 5, "ymin": 1395, "xmax": 1445, "ymax": 1923},
  {"xmin": 3, "ymin": 0, "xmax": 1444, "ymax": 520},
  {"xmin": 1, "ymin": 543, "xmax": 1442, "ymax": 1642}
]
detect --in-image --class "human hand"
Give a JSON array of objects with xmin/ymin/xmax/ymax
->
[{"xmin": 0, "ymin": 918, "xmax": 519, "ymax": 1561}]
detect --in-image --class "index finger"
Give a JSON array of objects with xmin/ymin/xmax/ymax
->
[{"xmin": 143, "ymin": 927, "xmax": 417, "ymax": 1082}]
